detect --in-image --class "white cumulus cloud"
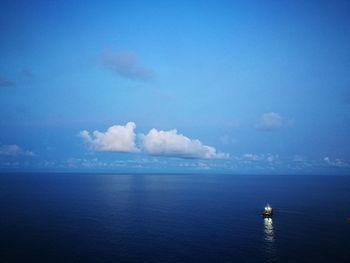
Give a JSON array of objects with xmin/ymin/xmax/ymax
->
[
  {"xmin": 79, "ymin": 122, "xmax": 228, "ymax": 159},
  {"xmin": 141, "ymin": 128, "xmax": 228, "ymax": 159},
  {"xmin": 79, "ymin": 122, "xmax": 139, "ymax": 152}
]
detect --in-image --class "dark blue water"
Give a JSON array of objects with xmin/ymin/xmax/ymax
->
[{"xmin": 0, "ymin": 173, "xmax": 349, "ymax": 262}]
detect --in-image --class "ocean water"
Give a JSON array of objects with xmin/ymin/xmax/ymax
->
[{"xmin": 0, "ymin": 173, "xmax": 349, "ymax": 263}]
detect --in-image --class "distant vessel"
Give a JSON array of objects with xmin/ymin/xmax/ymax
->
[{"xmin": 262, "ymin": 204, "xmax": 273, "ymax": 218}]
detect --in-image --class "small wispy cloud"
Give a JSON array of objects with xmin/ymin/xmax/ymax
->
[
  {"xmin": 240, "ymin": 153, "xmax": 279, "ymax": 163},
  {"xmin": 293, "ymin": 155, "xmax": 305, "ymax": 162},
  {"xmin": 323, "ymin": 157, "xmax": 349, "ymax": 167},
  {"xmin": 0, "ymin": 144, "xmax": 35, "ymax": 157},
  {"xmin": 0, "ymin": 76, "xmax": 15, "ymax": 88},
  {"xmin": 241, "ymin": 153, "xmax": 265, "ymax": 161},
  {"xmin": 21, "ymin": 69, "xmax": 34, "ymax": 79},
  {"xmin": 66, "ymin": 158, "xmax": 108, "ymax": 169},
  {"xmin": 101, "ymin": 49, "xmax": 155, "ymax": 82},
  {"xmin": 256, "ymin": 112, "xmax": 288, "ymax": 131},
  {"xmin": 220, "ymin": 135, "xmax": 236, "ymax": 145}
]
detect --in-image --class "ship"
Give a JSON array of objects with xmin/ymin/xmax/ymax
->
[{"xmin": 262, "ymin": 204, "xmax": 273, "ymax": 218}]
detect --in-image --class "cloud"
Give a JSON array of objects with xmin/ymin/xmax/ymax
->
[
  {"xmin": 241, "ymin": 153, "xmax": 264, "ymax": 161},
  {"xmin": 21, "ymin": 69, "xmax": 34, "ymax": 78},
  {"xmin": 79, "ymin": 122, "xmax": 228, "ymax": 159},
  {"xmin": 323, "ymin": 157, "xmax": 349, "ymax": 167},
  {"xmin": 101, "ymin": 49, "xmax": 155, "ymax": 82},
  {"xmin": 67, "ymin": 158, "xmax": 108, "ymax": 168},
  {"xmin": 256, "ymin": 112, "xmax": 286, "ymax": 131},
  {"xmin": 141, "ymin": 128, "xmax": 229, "ymax": 159},
  {"xmin": 0, "ymin": 76, "xmax": 15, "ymax": 88},
  {"xmin": 240, "ymin": 153, "xmax": 279, "ymax": 163},
  {"xmin": 0, "ymin": 144, "xmax": 35, "ymax": 157},
  {"xmin": 79, "ymin": 122, "xmax": 139, "ymax": 152},
  {"xmin": 220, "ymin": 135, "xmax": 236, "ymax": 145},
  {"xmin": 293, "ymin": 155, "xmax": 305, "ymax": 162}
]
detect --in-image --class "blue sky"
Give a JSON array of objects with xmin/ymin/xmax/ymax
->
[{"xmin": 1, "ymin": 0, "xmax": 350, "ymax": 174}]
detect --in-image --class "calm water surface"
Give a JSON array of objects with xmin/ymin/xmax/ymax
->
[{"xmin": 0, "ymin": 173, "xmax": 349, "ymax": 262}]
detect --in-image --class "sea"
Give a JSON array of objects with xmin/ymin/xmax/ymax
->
[{"xmin": 0, "ymin": 173, "xmax": 349, "ymax": 263}]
